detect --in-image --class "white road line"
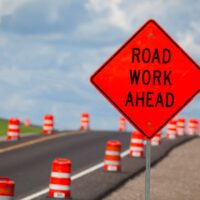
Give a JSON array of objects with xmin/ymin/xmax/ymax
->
[{"xmin": 20, "ymin": 149, "xmax": 130, "ymax": 200}]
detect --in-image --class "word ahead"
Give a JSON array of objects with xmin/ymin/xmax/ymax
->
[{"xmin": 90, "ymin": 19, "xmax": 200, "ymax": 139}]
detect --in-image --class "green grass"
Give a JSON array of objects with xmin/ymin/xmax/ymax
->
[{"xmin": 0, "ymin": 118, "xmax": 42, "ymax": 137}]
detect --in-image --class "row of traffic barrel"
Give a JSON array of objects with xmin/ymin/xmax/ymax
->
[
  {"xmin": 7, "ymin": 114, "xmax": 54, "ymax": 141},
  {"xmin": 6, "ymin": 113, "xmax": 126, "ymax": 141},
  {"xmin": 1, "ymin": 117, "xmax": 199, "ymax": 199},
  {"xmin": 6, "ymin": 113, "xmax": 199, "ymax": 141}
]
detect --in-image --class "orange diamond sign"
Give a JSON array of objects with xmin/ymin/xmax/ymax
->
[{"xmin": 90, "ymin": 19, "xmax": 200, "ymax": 139}]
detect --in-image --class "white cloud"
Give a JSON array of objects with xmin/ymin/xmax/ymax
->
[
  {"xmin": 177, "ymin": 20, "xmax": 200, "ymax": 59},
  {"xmin": 86, "ymin": 0, "xmax": 130, "ymax": 31},
  {"xmin": 0, "ymin": 34, "xmax": 8, "ymax": 46},
  {"xmin": 0, "ymin": 0, "xmax": 28, "ymax": 17},
  {"xmin": 46, "ymin": 0, "xmax": 71, "ymax": 24}
]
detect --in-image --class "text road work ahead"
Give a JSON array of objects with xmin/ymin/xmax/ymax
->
[{"xmin": 125, "ymin": 48, "xmax": 174, "ymax": 108}]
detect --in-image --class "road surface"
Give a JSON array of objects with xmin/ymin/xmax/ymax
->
[{"xmin": 0, "ymin": 130, "xmax": 131, "ymax": 199}]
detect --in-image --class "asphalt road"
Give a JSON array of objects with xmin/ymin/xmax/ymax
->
[{"xmin": 0, "ymin": 130, "xmax": 131, "ymax": 199}]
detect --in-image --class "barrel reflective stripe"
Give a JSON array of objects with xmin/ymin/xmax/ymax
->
[
  {"xmin": 44, "ymin": 120, "xmax": 53, "ymax": 124},
  {"xmin": 43, "ymin": 127, "xmax": 53, "ymax": 130},
  {"xmin": 107, "ymin": 166, "xmax": 118, "ymax": 171},
  {"xmin": 152, "ymin": 136, "xmax": 159, "ymax": 140},
  {"xmin": 131, "ymin": 138, "xmax": 144, "ymax": 144},
  {"xmin": 8, "ymin": 131, "xmax": 19, "ymax": 136},
  {"xmin": 168, "ymin": 134, "xmax": 176, "ymax": 138},
  {"xmin": 151, "ymin": 141, "xmax": 159, "ymax": 145},
  {"xmin": 151, "ymin": 138, "xmax": 159, "ymax": 142},
  {"xmin": 105, "ymin": 150, "xmax": 120, "ymax": 156},
  {"xmin": 81, "ymin": 117, "xmax": 89, "ymax": 120},
  {"xmin": 7, "ymin": 132, "xmax": 19, "ymax": 136},
  {"xmin": 8, "ymin": 125, "xmax": 19, "ymax": 129},
  {"xmin": 51, "ymin": 172, "xmax": 70, "ymax": 179},
  {"xmin": 168, "ymin": 125, "xmax": 176, "ymax": 129},
  {"xmin": 177, "ymin": 122, "xmax": 184, "ymax": 127},
  {"xmin": 177, "ymin": 128, "xmax": 184, "ymax": 135},
  {"xmin": 131, "ymin": 152, "xmax": 142, "ymax": 156},
  {"xmin": 167, "ymin": 129, "xmax": 176, "ymax": 134},
  {"xmin": 104, "ymin": 160, "xmax": 120, "ymax": 165},
  {"xmin": 188, "ymin": 127, "xmax": 197, "ymax": 134},
  {"xmin": 130, "ymin": 146, "xmax": 144, "ymax": 151},
  {"xmin": 49, "ymin": 184, "xmax": 70, "ymax": 191}
]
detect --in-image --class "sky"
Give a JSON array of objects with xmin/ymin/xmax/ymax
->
[{"xmin": 0, "ymin": 0, "xmax": 199, "ymax": 131}]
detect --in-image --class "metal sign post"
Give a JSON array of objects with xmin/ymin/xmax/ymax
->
[{"xmin": 145, "ymin": 140, "xmax": 151, "ymax": 200}]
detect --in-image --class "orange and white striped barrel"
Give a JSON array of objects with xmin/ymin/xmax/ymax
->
[
  {"xmin": 129, "ymin": 131, "xmax": 144, "ymax": 157},
  {"xmin": 48, "ymin": 158, "xmax": 71, "ymax": 199},
  {"xmin": 118, "ymin": 116, "xmax": 126, "ymax": 132},
  {"xmin": 177, "ymin": 118, "xmax": 185, "ymax": 136},
  {"xmin": 151, "ymin": 132, "xmax": 161, "ymax": 146},
  {"xmin": 43, "ymin": 114, "xmax": 54, "ymax": 135},
  {"xmin": 7, "ymin": 118, "xmax": 20, "ymax": 141},
  {"xmin": 0, "ymin": 177, "xmax": 15, "ymax": 200},
  {"xmin": 24, "ymin": 119, "xmax": 30, "ymax": 127},
  {"xmin": 104, "ymin": 140, "xmax": 121, "ymax": 172},
  {"xmin": 187, "ymin": 119, "xmax": 199, "ymax": 135},
  {"xmin": 166, "ymin": 119, "xmax": 177, "ymax": 139},
  {"xmin": 80, "ymin": 113, "xmax": 90, "ymax": 130}
]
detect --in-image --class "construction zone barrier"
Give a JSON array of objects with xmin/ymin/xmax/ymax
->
[
  {"xmin": 80, "ymin": 113, "xmax": 90, "ymax": 130},
  {"xmin": 7, "ymin": 118, "xmax": 20, "ymax": 141},
  {"xmin": 187, "ymin": 119, "xmax": 199, "ymax": 136},
  {"xmin": 0, "ymin": 177, "xmax": 15, "ymax": 200},
  {"xmin": 24, "ymin": 119, "xmax": 30, "ymax": 127},
  {"xmin": 43, "ymin": 114, "xmax": 54, "ymax": 135},
  {"xmin": 151, "ymin": 132, "xmax": 161, "ymax": 146},
  {"xmin": 104, "ymin": 140, "xmax": 121, "ymax": 172},
  {"xmin": 118, "ymin": 116, "xmax": 126, "ymax": 132},
  {"xmin": 166, "ymin": 119, "xmax": 177, "ymax": 139},
  {"xmin": 177, "ymin": 118, "xmax": 185, "ymax": 136},
  {"xmin": 129, "ymin": 131, "xmax": 144, "ymax": 157},
  {"xmin": 47, "ymin": 158, "xmax": 71, "ymax": 199}
]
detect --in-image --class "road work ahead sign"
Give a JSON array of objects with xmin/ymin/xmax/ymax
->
[{"xmin": 90, "ymin": 19, "xmax": 200, "ymax": 139}]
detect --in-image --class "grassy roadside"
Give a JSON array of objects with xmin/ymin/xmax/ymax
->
[{"xmin": 0, "ymin": 118, "xmax": 42, "ymax": 137}]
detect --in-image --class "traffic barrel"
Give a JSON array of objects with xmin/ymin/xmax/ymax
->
[
  {"xmin": 24, "ymin": 119, "xmax": 30, "ymax": 127},
  {"xmin": 187, "ymin": 119, "xmax": 199, "ymax": 135},
  {"xmin": 43, "ymin": 114, "xmax": 54, "ymax": 135},
  {"xmin": 48, "ymin": 158, "xmax": 71, "ymax": 199},
  {"xmin": 104, "ymin": 140, "xmax": 121, "ymax": 172},
  {"xmin": 129, "ymin": 131, "xmax": 144, "ymax": 157},
  {"xmin": 7, "ymin": 118, "xmax": 20, "ymax": 141},
  {"xmin": 151, "ymin": 132, "xmax": 161, "ymax": 146},
  {"xmin": 118, "ymin": 116, "xmax": 126, "ymax": 132},
  {"xmin": 80, "ymin": 113, "xmax": 90, "ymax": 130},
  {"xmin": 0, "ymin": 177, "xmax": 15, "ymax": 200},
  {"xmin": 166, "ymin": 119, "xmax": 177, "ymax": 139},
  {"xmin": 177, "ymin": 118, "xmax": 185, "ymax": 136}
]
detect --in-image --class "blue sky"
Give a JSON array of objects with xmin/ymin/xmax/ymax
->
[{"xmin": 0, "ymin": 0, "xmax": 199, "ymax": 131}]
